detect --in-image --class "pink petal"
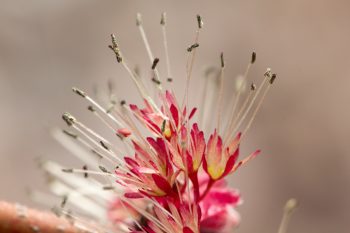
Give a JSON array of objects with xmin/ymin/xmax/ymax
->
[
  {"xmin": 117, "ymin": 128, "xmax": 132, "ymax": 137},
  {"xmin": 124, "ymin": 192, "xmax": 144, "ymax": 199}
]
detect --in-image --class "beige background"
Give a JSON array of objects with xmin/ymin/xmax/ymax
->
[{"xmin": 1, "ymin": 0, "xmax": 350, "ymax": 232}]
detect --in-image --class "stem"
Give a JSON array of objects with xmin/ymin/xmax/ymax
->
[
  {"xmin": 0, "ymin": 201, "xmax": 84, "ymax": 233},
  {"xmin": 198, "ymin": 179, "xmax": 215, "ymax": 202}
]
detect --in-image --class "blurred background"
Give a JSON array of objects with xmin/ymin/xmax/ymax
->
[{"xmin": 1, "ymin": 0, "xmax": 350, "ymax": 232}]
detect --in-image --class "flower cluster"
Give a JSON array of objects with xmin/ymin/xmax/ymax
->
[
  {"xmin": 39, "ymin": 13, "xmax": 277, "ymax": 233},
  {"xmin": 110, "ymin": 90, "xmax": 259, "ymax": 233}
]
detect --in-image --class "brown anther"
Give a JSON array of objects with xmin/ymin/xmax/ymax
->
[
  {"xmin": 251, "ymin": 51, "xmax": 256, "ymax": 64},
  {"xmin": 220, "ymin": 52, "xmax": 225, "ymax": 68},
  {"xmin": 62, "ymin": 130, "xmax": 78, "ymax": 139},
  {"xmin": 87, "ymin": 105, "xmax": 95, "ymax": 112},
  {"xmin": 251, "ymin": 83, "xmax": 257, "ymax": 90},
  {"xmin": 109, "ymin": 34, "xmax": 123, "ymax": 63},
  {"xmin": 197, "ymin": 14, "xmax": 203, "ymax": 29},
  {"xmin": 91, "ymin": 149, "xmax": 103, "ymax": 159},
  {"xmin": 72, "ymin": 87, "xmax": 86, "ymax": 98},
  {"xmin": 160, "ymin": 12, "xmax": 166, "ymax": 25},
  {"xmin": 99, "ymin": 141, "xmax": 109, "ymax": 151},
  {"xmin": 61, "ymin": 195, "xmax": 68, "ymax": 208},
  {"xmin": 83, "ymin": 165, "xmax": 88, "ymax": 178},
  {"xmin": 270, "ymin": 73, "xmax": 277, "ymax": 84},
  {"xmin": 151, "ymin": 77, "xmax": 161, "ymax": 85},
  {"xmin": 61, "ymin": 168, "xmax": 73, "ymax": 173},
  {"xmin": 99, "ymin": 165, "xmax": 111, "ymax": 174},
  {"xmin": 187, "ymin": 43, "xmax": 199, "ymax": 52},
  {"xmin": 136, "ymin": 13, "xmax": 142, "ymax": 26},
  {"xmin": 51, "ymin": 206, "xmax": 61, "ymax": 217},
  {"xmin": 152, "ymin": 58, "xmax": 160, "ymax": 70}
]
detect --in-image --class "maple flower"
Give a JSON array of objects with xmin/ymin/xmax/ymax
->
[{"xmin": 32, "ymin": 12, "xmax": 278, "ymax": 233}]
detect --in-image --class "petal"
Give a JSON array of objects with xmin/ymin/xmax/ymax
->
[
  {"xmin": 152, "ymin": 174, "xmax": 172, "ymax": 194},
  {"xmin": 117, "ymin": 128, "xmax": 132, "ymax": 137},
  {"xmin": 170, "ymin": 104, "xmax": 179, "ymax": 127},
  {"xmin": 189, "ymin": 107, "xmax": 197, "ymax": 120},
  {"xmin": 221, "ymin": 148, "xmax": 239, "ymax": 178},
  {"xmin": 124, "ymin": 192, "xmax": 144, "ymax": 199},
  {"xmin": 183, "ymin": 227, "xmax": 195, "ymax": 233},
  {"xmin": 232, "ymin": 149, "xmax": 261, "ymax": 173}
]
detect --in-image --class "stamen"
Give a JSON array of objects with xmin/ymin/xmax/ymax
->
[
  {"xmin": 278, "ymin": 198, "xmax": 298, "ymax": 233},
  {"xmin": 61, "ymin": 195, "xmax": 68, "ymax": 208},
  {"xmin": 119, "ymin": 200, "xmax": 146, "ymax": 233},
  {"xmin": 99, "ymin": 141, "xmax": 109, "ymax": 151},
  {"xmin": 136, "ymin": 13, "xmax": 162, "ymax": 88},
  {"xmin": 199, "ymin": 67, "xmax": 220, "ymax": 128},
  {"xmin": 182, "ymin": 15, "xmax": 203, "ymax": 110},
  {"xmin": 217, "ymin": 52, "xmax": 225, "ymax": 132},
  {"xmin": 122, "ymin": 62, "xmax": 165, "ymax": 117},
  {"xmin": 62, "ymin": 112, "xmax": 76, "ymax": 126},
  {"xmin": 72, "ymin": 87, "xmax": 86, "ymax": 98},
  {"xmin": 187, "ymin": 43, "xmax": 199, "ymax": 52},
  {"xmin": 82, "ymin": 165, "xmax": 88, "ymax": 178},
  {"xmin": 151, "ymin": 57, "xmax": 160, "ymax": 70},
  {"xmin": 88, "ymin": 106, "xmax": 119, "ymax": 137},
  {"xmin": 108, "ymin": 34, "xmax": 166, "ymax": 118},
  {"xmin": 75, "ymin": 120, "xmax": 113, "ymax": 147},
  {"xmin": 62, "ymin": 168, "xmax": 73, "ymax": 173},
  {"xmin": 72, "ymin": 87, "xmax": 124, "ymax": 127},
  {"xmin": 242, "ymin": 74, "xmax": 276, "ymax": 136},
  {"xmin": 160, "ymin": 12, "xmax": 172, "ymax": 81},
  {"xmin": 62, "ymin": 129, "xmax": 78, "ymax": 139},
  {"xmin": 197, "ymin": 14, "xmax": 204, "ymax": 29},
  {"xmin": 98, "ymin": 165, "xmax": 111, "ymax": 174},
  {"xmin": 227, "ymin": 51, "xmax": 257, "ymax": 128},
  {"xmin": 227, "ymin": 68, "xmax": 271, "ymax": 142},
  {"xmin": 251, "ymin": 51, "xmax": 256, "ymax": 64},
  {"xmin": 102, "ymin": 185, "xmax": 115, "ymax": 190},
  {"xmin": 120, "ymin": 196, "xmax": 172, "ymax": 233},
  {"xmin": 71, "ymin": 125, "xmax": 123, "ymax": 165},
  {"xmin": 108, "ymin": 34, "xmax": 123, "ymax": 63},
  {"xmin": 223, "ymin": 82, "xmax": 255, "ymax": 142}
]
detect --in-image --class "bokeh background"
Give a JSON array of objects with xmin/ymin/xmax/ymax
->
[{"xmin": 1, "ymin": 0, "xmax": 350, "ymax": 232}]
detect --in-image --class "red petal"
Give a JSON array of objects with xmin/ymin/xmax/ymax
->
[
  {"xmin": 203, "ymin": 156, "xmax": 208, "ymax": 173},
  {"xmin": 170, "ymin": 104, "xmax": 179, "ymax": 127},
  {"xmin": 183, "ymin": 227, "xmax": 194, "ymax": 233},
  {"xmin": 189, "ymin": 107, "xmax": 197, "ymax": 120},
  {"xmin": 152, "ymin": 174, "xmax": 172, "ymax": 194},
  {"xmin": 124, "ymin": 156, "xmax": 139, "ymax": 167},
  {"xmin": 221, "ymin": 149, "xmax": 239, "ymax": 178}
]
